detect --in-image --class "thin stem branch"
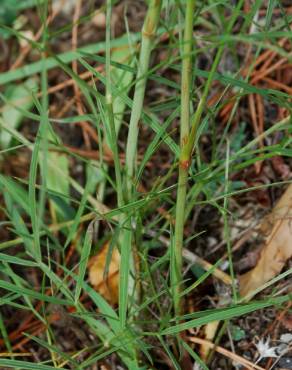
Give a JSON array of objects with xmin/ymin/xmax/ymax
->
[
  {"xmin": 105, "ymin": 0, "xmax": 124, "ymax": 209},
  {"xmin": 183, "ymin": 0, "xmax": 245, "ymax": 161}
]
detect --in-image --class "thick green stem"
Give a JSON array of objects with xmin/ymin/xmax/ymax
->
[
  {"xmin": 172, "ymin": 0, "xmax": 196, "ymax": 315},
  {"xmin": 119, "ymin": 0, "xmax": 162, "ymax": 329},
  {"xmin": 125, "ymin": 0, "xmax": 162, "ymax": 196}
]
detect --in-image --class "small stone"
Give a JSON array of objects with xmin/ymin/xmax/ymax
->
[
  {"xmin": 280, "ymin": 333, "xmax": 292, "ymax": 344},
  {"xmin": 278, "ymin": 357, "xmax": 292, "ymax": 369}
]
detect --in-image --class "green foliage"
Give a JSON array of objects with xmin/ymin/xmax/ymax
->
[
  {"xmin": 230, "ymin": 325, "xmax": 246, "ymax": 341},
  {"xmin": 0, "ymin": 0, "xmax": 291, "ymax": 368},
  {"xmin": 0, "ymin": 1, "xmax": 18, "ymax": 38},
  {"xmin": 0, "ymin": 78, "xmax": 38, "ymax": 148}
]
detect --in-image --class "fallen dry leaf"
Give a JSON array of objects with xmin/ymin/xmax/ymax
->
[
  {"xmin": 88, "ymin": 241, "xmax": 120, "ymax": 305},
  {"xmin": 239, "ymin": 184, "xmax": 292, "ymax": 298}
]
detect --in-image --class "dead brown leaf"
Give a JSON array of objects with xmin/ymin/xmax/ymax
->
[
  {"xmin": 88, "ymin": 241, "xmax": 120, "ymax": 305},
  {"xmin": 239, "ymin": 184, "xmax": 292, "ymax": 298}
]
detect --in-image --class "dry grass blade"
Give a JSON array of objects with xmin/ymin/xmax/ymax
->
[{"xmin": 188, "ymin": 336, "xmax": 265, "ymax": 370}]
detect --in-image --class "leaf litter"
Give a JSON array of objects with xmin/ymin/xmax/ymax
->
[
  {"xmin": 88, "ymin": 240, "xmax": 120, "ymax": 305},
  {"xmin": 239, "ymin": 184, "xmax": 292, "ymax": 298}
]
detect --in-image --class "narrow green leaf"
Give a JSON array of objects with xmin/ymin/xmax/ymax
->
[
  {"xmin": 0, "ymin": 280, "xmax": 72, "ymax": 305},
  {"xmin": 161, "ymin": 295, "xmax": 290, "ymax": 335},
  {"xmin": 0, "ymin": 33, "xmax": 141, "ymax": 85},
  {"xmin": 75, "ymin": 220, "xmax": 94, "ymax": 302},
  {"xmin": 0, "ymin": 77, "xmax": 38, "ymax": 148},
  {"xmin": 0, "ymin": 359, "xmax": 58, "ymax": 370}
]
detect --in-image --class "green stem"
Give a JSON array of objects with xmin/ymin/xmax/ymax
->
[
  {"xmin": 125, "ymin": 0, "xmax": 162, "ymax": 196},
  {"xmin": 173, "ymin": 0, "xmax": 245, "ymax": 316},
  {"xmin": 172, "ymin": 0, "xmax": 196, "ymax": 316},
  {"xmin": 119, "ymin": 0, "xmax": 162, "ymax": 329}
]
